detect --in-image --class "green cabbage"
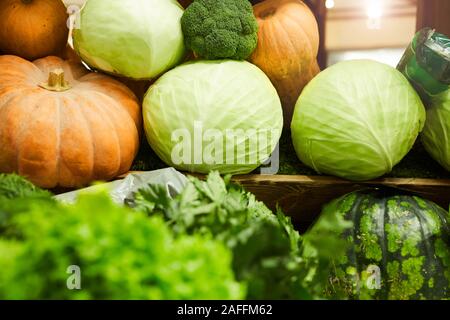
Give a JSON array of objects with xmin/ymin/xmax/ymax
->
[
  {"xmin": 73, "ymin": 0, "xmax": 185, "ymax": 79},
  {"xmin": 143, "ymin": 60, "xmax": 283, "ymax": 174},
  {"xmin": 291, "ymin": 60, "xmax": 426, "ymax": 181},
  {"xmin": 421, "ymin": 89, "xmax": 450, "ymax": 171}
]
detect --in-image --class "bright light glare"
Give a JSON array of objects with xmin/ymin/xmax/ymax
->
[
  {"xmin": 366, "ymin": 0, "xmax": 383, "ymax": 19},
  {"xmin": 325, "ymin": 0, "xmax": 335, "ymax": 9}
]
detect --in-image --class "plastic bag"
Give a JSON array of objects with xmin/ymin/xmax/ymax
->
[{"xmin": 55, "ymin": 168, "xmax": 188, "ymax": 204}]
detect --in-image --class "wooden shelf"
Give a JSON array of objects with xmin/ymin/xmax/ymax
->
[
  {"xmin": 185, "ymin": 173, "xmax": 450, "ymax": 230},
  {"xmin": 230, "ymin": 175, "xmax": 450, "ymax": 229}
]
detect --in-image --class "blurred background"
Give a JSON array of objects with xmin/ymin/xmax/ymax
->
[{"xmin": 305, "ymin": 0, "xmax": 450, "ymax": 69}]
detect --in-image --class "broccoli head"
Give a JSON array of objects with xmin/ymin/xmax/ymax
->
[{"xmin": 181, "ymin": 0, "xmax": 259, "ymax": 60}]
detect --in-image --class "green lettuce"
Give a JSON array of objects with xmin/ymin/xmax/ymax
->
[{"xmin": 0, "ymin": 175, "xmax": 243, "ymax": 300}]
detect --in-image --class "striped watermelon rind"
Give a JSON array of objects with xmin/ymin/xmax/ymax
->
[{"xmin": 319, "ymin": 189, "xmax": 450, "ymax": 300}]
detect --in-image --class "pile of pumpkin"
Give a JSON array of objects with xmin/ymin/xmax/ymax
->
[{"xmin": 0, "ymin": 0, "xmax": 318, "ymax": 188}]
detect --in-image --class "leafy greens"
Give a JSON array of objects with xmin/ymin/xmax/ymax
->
[
  {"xmin": 133, "ymin": 171, "xmax": 352, "ymax": 299},
  {"xmin": 0, "ymin": 175, "xmax": 243, "ymax": 300}
]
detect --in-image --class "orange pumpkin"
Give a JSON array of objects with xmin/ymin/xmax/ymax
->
[
  {"xmin": 0, "ymin": 55, "xmax": 141, "ymax": 188},
  {"xmin": 250, "ymin": 0, "xmax": 320, "ymax": 128},
  {"xmin": 0, "ymin": 0, "xmax": 69, "ymax": 61}
]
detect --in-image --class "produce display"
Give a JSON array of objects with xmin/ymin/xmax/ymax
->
[
  {"xmin": 133, "ymin": 131, "xmax": 450, "ymax": 179},
  {"xmin": 0, "ymin": 55, "xmax": 141, "ymax": 188},
  {"xmin": 73, "ymin": 0, "xmax": 186, "ymax": 79},
  {"xmin": 250, "ymin": 0, "xmax": 320, "ymax": 128},
  {"xmin": 0, "ymin": 0, "xmax": 69, "ymax": 60},
  {"xmin": 143, "ymin": 59, "xmax": 283, "ymax": 174},
  {"xmin": 0, "ymin": 0, "xmax": 449, "ymax": 301},
  {"xmin": 291, "ymin": 60, "xmax": 426, "ymax": 181},
  {"xmin": 311, "ymin": 189, "xmax": 450, "ymax": 300},
  {"xmin": 0, "ymin": 172, "xmax": 351, "ymax": 299}
]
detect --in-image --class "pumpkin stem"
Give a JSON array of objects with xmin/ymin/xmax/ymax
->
[{"xmin": 39, "ymin": 69, "xmax": 71, "ymax": 92}]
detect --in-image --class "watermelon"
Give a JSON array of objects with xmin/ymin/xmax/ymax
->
[{"xmin": 314, "ymin": 189, "xmax": 450, "ymax": 300}]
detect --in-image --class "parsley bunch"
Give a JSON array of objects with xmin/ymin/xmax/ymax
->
[{"xmin": 133, "ymin": 172, "xmax": 351, "ymax": 299}]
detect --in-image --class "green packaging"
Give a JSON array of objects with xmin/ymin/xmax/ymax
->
[{"xmin": 397, "ymin": 28, "xmax": 449, "ymax": 104}]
